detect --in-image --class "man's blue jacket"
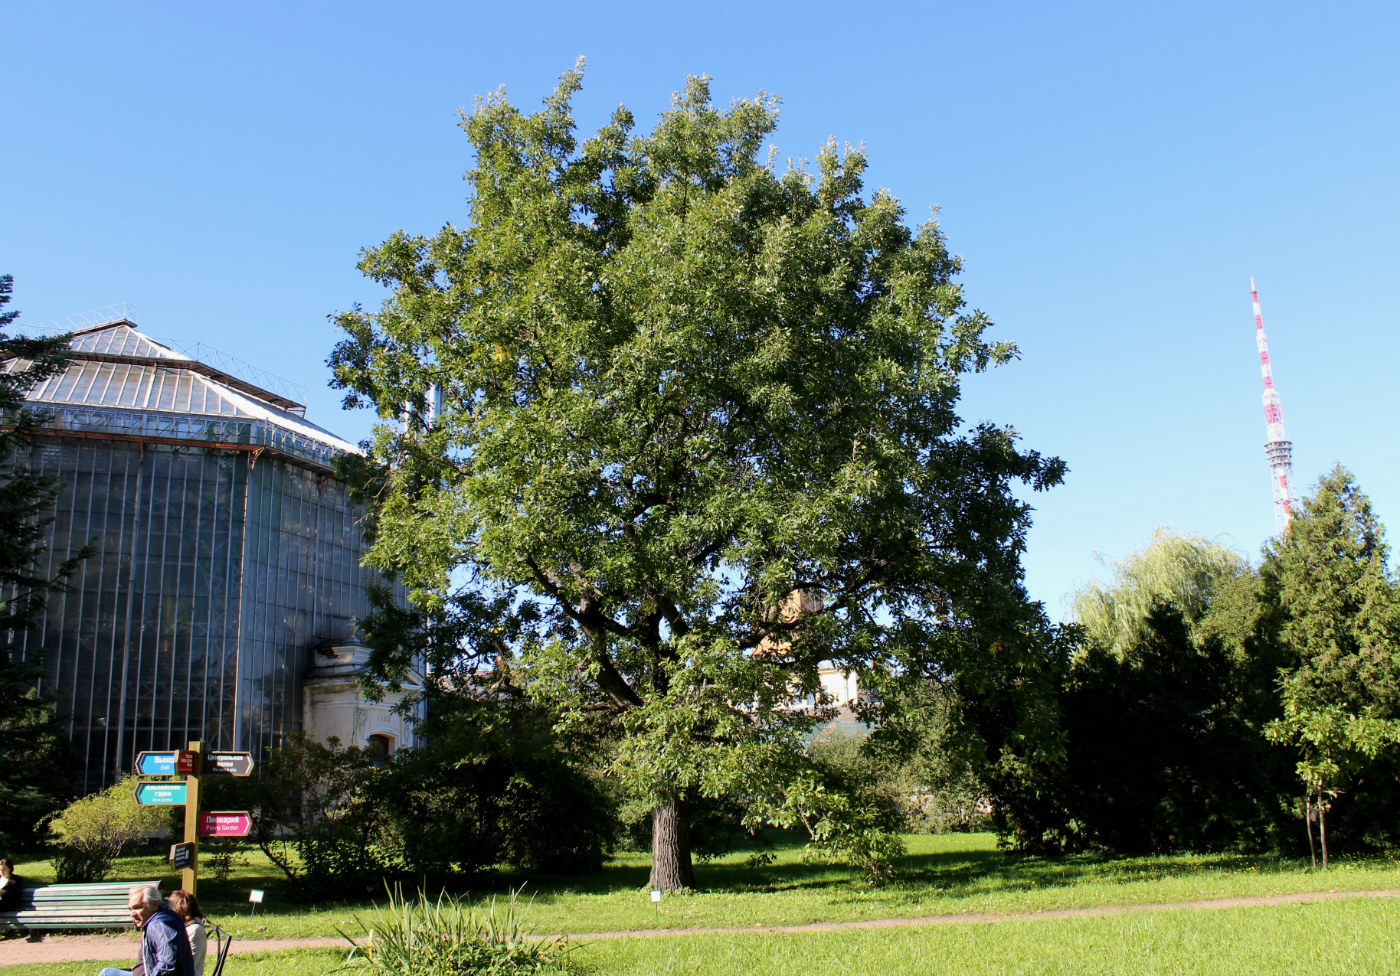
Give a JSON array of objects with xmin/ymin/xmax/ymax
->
[{"xmin": 142, "ymin": 906, "xmax": 196, "ymax": 976}]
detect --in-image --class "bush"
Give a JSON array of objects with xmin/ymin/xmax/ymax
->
[
  {"xmin": 228, "ymin": 733, "xmax": 396, "ymax": 898},
  {"xmin": 233, "ymin": 704, "xmax": 617, "ymax": 896},
  {"xmin": 381, "ymin": 695, "xmax": 616, "ymax": 879},
  {"xmin": 43, "ymin": 775, "xmax": 173, "ymax": 881},
  {"xmin": 338, "ymin": 885, "xmax": 569, "ymax": 976}
]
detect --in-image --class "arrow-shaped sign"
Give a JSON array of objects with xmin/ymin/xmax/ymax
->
[
  {"xmin": 135, "ymin": 751, "xmax": 179, "ymax": 776},
  {"xmin": 205, "ymin": 752, "xmax": 254, "ymax": 777},
  {"xmin": 199, "ymin": 811, "xmax": 253, "ymax": 837},
  {"xmin": 135, "ymin": 781, "xmax": 188, "ymax": 806}
]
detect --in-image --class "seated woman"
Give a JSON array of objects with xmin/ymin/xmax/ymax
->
[
  {"xmin": 0, "ymin": 858, "xmax": 22, "ymax": 911},
  {"xmin": 166, "ymin": 890, "xmax": 211, "ymax": 976}
]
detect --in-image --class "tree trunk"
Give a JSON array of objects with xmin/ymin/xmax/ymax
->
[
  {"xmin": 1318, "ymin": 779, "xmax": 1329, "ymax": 871},
  {"xmin": 649, "ymin": 793, "xmax": 695, "ymax": 892},
  {"xmin": 1304, "ymin": 794, "xmax": 1317, "ymax": 870}
]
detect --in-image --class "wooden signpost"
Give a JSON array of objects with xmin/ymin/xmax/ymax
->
[{"xmin": 135, "ymin": 740, "xmax": 254, "ymax": 895}]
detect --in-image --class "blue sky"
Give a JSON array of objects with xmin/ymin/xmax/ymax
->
[{"xmin": 5, "ymin": 2, "xmax": 1397, "ymax": 618}]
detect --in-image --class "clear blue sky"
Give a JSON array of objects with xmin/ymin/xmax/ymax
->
[{"xmin": 5, "ymin": 1, "xmax": 1398, "ymax": 618}]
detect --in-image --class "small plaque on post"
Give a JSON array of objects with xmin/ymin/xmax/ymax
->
[{"xmin": 170, "ymin": 842, "xmax": 196, "ymax": 871}]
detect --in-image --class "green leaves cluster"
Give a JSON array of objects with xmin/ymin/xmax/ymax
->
[
  {"xmin": 338, "ymin": 885, "xmax": 569, "ymax": 976},
  {"xmin": 42, "ymin": 774, "xmax": 173, "ymax": 882},
  {"xmin": 231, "ymin": 714, "xmax": 615, "ymax": 897},
  {"xmin": 996, "ymin": 474, "xmax": 1400, "ymax": 862},
  {"xmin": 1262, "ymin": 467, "xmax": 1400, "ymax": 865},
  {"xmin": 1071, "ymin": 529, "xmax": 1247, "ymax": 659}
]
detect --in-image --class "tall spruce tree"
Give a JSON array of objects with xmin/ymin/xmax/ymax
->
[
  {"xmin": 1263, "ymin": 466, "xmax": 1400, "ymax": 867},
  {"xmin": 331, "ymin": 67, "xmax": 1064, "ymax": 889},
  {"xmin": 0, "ymin": 275, "xmax": 84, "ymax": 847}
]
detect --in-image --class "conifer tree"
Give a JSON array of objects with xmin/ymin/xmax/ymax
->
[
  {"xmin": 0, "ymin": 275, "xmax": 85, "ymax": 846},
  {"xmin": 1263, "ymin": 466, "xmax": 1400, "ymax": 867}
]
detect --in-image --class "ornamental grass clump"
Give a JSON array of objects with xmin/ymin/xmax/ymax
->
[{"xmin": 336, "ymin": 885, "xmax": 569, "ymax": 975}]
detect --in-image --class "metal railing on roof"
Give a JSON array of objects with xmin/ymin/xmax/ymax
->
[
  {"xmin": 34, "ymin": 403, "xmax": 354, "ymax": 468},
  {"xmin": 163, "ymin": 339, "xmax": 310, "ymax": 409},
  {"xmin": 21, "ymin": 303, "xmax": 141, "ymax": 335}
]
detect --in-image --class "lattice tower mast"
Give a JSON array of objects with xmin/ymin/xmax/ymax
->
[{"xmin": 1251, "ymin": 277, "xmax": 1299, "ymax": 533}]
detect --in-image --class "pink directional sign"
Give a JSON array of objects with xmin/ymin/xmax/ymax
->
[{"xmin": 199, "ymin": 811, "xmax": 253, "ymax": 837}]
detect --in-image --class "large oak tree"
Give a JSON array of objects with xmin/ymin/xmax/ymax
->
[{"xmin": 331, "ymin": 66, "xmax": 1063, "ymax": 889}]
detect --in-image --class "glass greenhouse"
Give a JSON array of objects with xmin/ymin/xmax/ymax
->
[{"xmin": 7, "ymin": 319, "xmax": 387, "ymax": 791}]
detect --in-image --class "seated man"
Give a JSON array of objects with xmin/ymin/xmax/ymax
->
[{"xmin": 97, "ymin": 885, "xmax": 195, "ymax": 976}]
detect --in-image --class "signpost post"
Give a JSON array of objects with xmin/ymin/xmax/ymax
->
[{"xmin": 180, "ymin": 741, "xmax": 204, "ymax": 895}]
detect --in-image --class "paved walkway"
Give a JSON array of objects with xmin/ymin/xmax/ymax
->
[{"xmin": 4, "ymin": 888, "xmax": 1398, "ymax": 968}]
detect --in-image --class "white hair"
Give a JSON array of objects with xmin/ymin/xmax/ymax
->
[{"xmin": 129, "ymin": 884, "xmax": 161, "ymax": 907}]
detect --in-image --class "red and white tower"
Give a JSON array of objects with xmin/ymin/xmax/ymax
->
[{"xmin": 1250, "ymin": 277, "xmax": 1299, "ymax": 533}]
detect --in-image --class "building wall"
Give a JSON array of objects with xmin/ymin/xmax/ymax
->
[{"xmin": 302, "ymin": 644, "xmax": 421, "ymax": 754}]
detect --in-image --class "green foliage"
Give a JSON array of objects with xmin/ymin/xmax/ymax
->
[
  {"xmin": 1261, "ymin": 466, "xmax": 1400, "ymax": 865},
  {"xmin": 772, "ymin": 732, "xmax": 905, "ymax": 884},
  {"xmin": 331, "ymin": 64, "xmax": 1062, "ymax": 887},
  {"xmin": 42, "ymin": 774, "xmax": 173, "ymax": 881},
  {"xmin": 862, "ymin": 683, "xmax": 991, "ymax": 834},
  {"xmin": 230, "ymin": 733, "xmax": 396, "ymax": 896},
  {"xmin": 383, "ymin": 693, "xmax": 616, "ymax": 878},
  {"xmin": 0, "ymin": 274, "xmax": 85, "ymax": 849},
  {"xmin": 231, "ymin": 709, "xmax": 615, "ymax": 897},
  {"xmin": 994, "ymin": 531, "xmax": 1297, "ymax": 855},
  {"xmin": 338, "ymin": 885, "xmax": 569, "ymax": 976},
  {"xmin": 1057, "ymin": 605, "xmax": 1295, "ymax": 853}
]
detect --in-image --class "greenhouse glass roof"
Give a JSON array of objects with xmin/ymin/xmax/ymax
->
[{"xmin": 6, "ymin": 320, "xmax": 359, "ymax": 469}]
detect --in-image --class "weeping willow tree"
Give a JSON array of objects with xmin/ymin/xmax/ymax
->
[{"xmin": 1071, "ymin": 529, "xmax": 1247, "ymax": 657}]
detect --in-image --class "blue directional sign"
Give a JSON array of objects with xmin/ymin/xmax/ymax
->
[
  {"xmin": 135, "ymin": 751, "xmax": 179, "ymax": 776},
  {"xmin": 135, "ymin": 781, "xmax": 188, "ymax": 806}
]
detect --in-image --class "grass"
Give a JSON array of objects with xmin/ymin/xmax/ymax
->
[
  {"xmin": 8, "ymin": 831, "xmax": 1400, "ymax": 973},
  {"xmin": 11, "ymin": 832, "xmax": 1400, "ymax": 941},
  {"xmin": 569, "ymin": 899, "xmax": 1400, "ymax": 975},
  {"xmin": 12, "ymin": 900, "xmax": 1400, "ymax": 975}
]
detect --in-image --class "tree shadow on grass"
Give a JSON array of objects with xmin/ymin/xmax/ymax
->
[
  {"xmin": 490, "ymin": 833, "xmax": 1315, "ymax": 909},
  {"xmin": 186, "ymin": 832, "xmax": 1322, "ymax": 918}
]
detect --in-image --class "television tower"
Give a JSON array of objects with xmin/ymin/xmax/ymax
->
[{"xmin": 1250, "ymin": 277, "xmax": 1299, "ymax": 533}]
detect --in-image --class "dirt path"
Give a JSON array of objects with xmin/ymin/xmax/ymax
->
[{"xmin": 5, "ymin": 888, "xmax": 1398, "ymax": 968}]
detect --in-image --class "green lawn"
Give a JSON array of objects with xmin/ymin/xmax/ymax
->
[
  {"xmin": 18, "ymin": 832, "xmax": 1399, "ymax": 941},
  {"xmin": 8, "ymin": 831, "xmax": 1400, "ymax": 973},
  {"xmin": 13, "ymin": 900, "xmax": 1400, "ymax": 976}
]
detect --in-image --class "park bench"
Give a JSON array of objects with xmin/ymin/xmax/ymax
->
[{"xmin": 0, "ymin": 879, "xmax": 161, "ymax": 931}]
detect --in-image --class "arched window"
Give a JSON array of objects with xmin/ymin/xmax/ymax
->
[{"xmin": 366, "ymin": 733, "xmax": 395, "ymax": 764}]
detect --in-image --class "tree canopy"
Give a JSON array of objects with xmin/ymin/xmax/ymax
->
[{"xmin": 331, "ymin": 66, "xmax": 1064, "ymax": 889}]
